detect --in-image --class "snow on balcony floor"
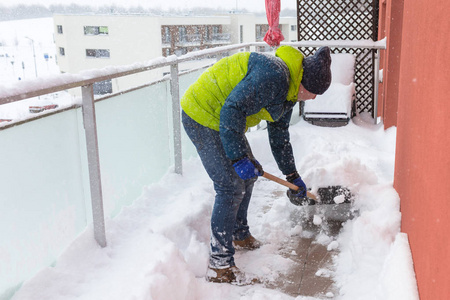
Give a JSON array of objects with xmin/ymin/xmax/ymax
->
[{"xmin": 10, "ymin": 112, "xmax": 419, "ymax": 300}]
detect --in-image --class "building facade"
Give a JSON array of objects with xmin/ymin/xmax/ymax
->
[{"xmin": 53, "ymin": 13, "xmax": 297, "ymax": 95}]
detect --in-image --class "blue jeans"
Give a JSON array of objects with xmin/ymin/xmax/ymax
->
[{"xmin": 182, "ymin": 111, "xmax": 256, "ymax": 268}]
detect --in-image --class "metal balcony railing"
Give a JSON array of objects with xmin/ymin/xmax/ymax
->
[{"xmin": 0, "ymin": 40, "xmax": 385, "ymax": 298}]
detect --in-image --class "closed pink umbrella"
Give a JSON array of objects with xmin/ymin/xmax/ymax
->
[{"xmin": 264, "ymin": 0, "xmax": 285, "ymax": 47}]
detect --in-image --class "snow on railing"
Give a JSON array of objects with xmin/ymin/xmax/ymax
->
[
  {"xmin": 285, "ymin": 38, "xmax": 387, "ymax": 49},
  {"xmin": 0, "ymin": 43, "xmax": 253, "ymax": 105},
  {"xmin": 0, "ymin": 40, "xmax": 386, "ymax": 105}
]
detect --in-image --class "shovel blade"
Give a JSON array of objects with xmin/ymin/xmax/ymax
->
[
  {"xmin": 317, "ymin": 186, "xmax": 353, "ymax": 205},
  {"xmin": 314, "ymin": 186, "xmax": 357, "ymax": 221}
]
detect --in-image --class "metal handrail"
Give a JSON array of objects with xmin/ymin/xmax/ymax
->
[
  {"xmin": 0, "ymin": 62, "xmax": 217, "ymax": 131},
  {"xmin": 0, "ymin": 40, "xmax": 385, "ymax": 105},
  {"xmin": 0, "ymin": 43, "xmax": 253, "ymax": 105}
]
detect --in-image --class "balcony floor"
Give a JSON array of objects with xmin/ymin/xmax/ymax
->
[{"xmin": 264, "ymin": 219, "xmax": 342, "ymax": 298}]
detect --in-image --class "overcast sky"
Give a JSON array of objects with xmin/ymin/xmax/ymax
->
[{"xmin": 1, "ymin": 0, "xmax": 298, "ymax": 13}]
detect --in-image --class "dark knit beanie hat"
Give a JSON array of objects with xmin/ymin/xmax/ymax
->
[{"xmin": 301, "ymin": 46, "xmax": 332, "ymax": 95}]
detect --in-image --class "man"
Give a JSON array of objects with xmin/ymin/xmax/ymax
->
[{"xmin": 181, "ymin": 45, "xmax": 332, "ymax": 284}]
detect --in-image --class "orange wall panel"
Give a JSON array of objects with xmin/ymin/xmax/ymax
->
[
  {"xmin": 394, "ymin": 0, "xmax": 450, "ymax": 298},
  {"xmin": 380, "ymin": 0, "xmax": 403, "ymax": 129}
]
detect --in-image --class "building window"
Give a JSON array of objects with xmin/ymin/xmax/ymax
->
[
  {"xmin": 57, "ymin": 25, "xmax": 63, "ymax": 34},
  {"xmin": 212, "ymin": 26, "xmax": 220, "ymax": 34},
  {"xmin": 86, "ymin": 49, "xmax": 110, "ymax": 58},
  {"xmin": 59, "ymin": 47, "xmax": 65, "ymax": 56},
  {"xmin": 255, "ymin": 24, "xmax": 269, "ymax": 40},
  {"xmin": 93, "ymin": 79, "xmax": 112, "ymax": 95},
  {"xmin": 256, "ymin": 25, "xmax": 262, "ymax": 39},
  {"xmin": 179, "ymin": 27, "xmax": 187, "ymax": 42},
  {"xmin": 84, "ymin": 26, "xmax": 109, "ymax": 35},
  {"xmin": 291, "ymin": 25, "xmax": 297, "ymax": 31},
  {"xmin": 163, "ymin": 27, "xmax": 171, "ymax": 43},
  {"xmin": 204, "ymin": 27, "xmax": 210, "ymax": 41}
]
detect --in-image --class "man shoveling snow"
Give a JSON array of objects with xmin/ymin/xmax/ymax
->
[{"xmin": 180, "ymin": 45, "xmax": 332, "ymax": 284}]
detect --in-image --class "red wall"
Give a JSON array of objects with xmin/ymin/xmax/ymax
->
[
  {"xmin": 378, "ymin": 0, "xmax": 403, "ymax": 128},
  {"xmin": 391, "ymin": 0, "xmax": 450, "ymax": 298}
]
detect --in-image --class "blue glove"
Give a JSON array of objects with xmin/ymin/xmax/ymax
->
[
  {"xmin": 286, "ymin": 172, "xmax": 314, "ymax": 206},
  {"xmin": 233, "ymin": 157, "xmax": 264, "ymax": 180},
  {"xmin": 286, "ymin": 172, "xmax": 307, "ymax": 198}
]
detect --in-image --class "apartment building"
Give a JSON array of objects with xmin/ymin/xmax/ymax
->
[{"xmin": 53, "ymin": 13, "xmax": 297, "ymax": 95}]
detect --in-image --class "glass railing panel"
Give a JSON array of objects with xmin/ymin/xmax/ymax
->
[
  {"xmin": 0, "ymin": 109, "xmax": 88, "ymax": 298},
  {"xmin": 94, "ymin": 81, "xmax": 171, "ymax": 218}
]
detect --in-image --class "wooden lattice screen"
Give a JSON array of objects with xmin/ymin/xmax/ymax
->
[{"xmin": 297, "ymin": 0, "xmax": 379, "ymax": 117}]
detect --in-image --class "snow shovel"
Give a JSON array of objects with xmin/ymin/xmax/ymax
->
[{"xmin": 262, "ymin": 172, "xmax": 356, "ymax": 221}]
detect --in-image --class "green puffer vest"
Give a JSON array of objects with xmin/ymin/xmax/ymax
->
[{"xmin": 181, "ymin": 46, "xmax": 304, "ymax": 131}]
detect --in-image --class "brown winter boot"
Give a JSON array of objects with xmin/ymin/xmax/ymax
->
[
  {"xmin": 206, "ymin": 266, "xmax": 260, "ymax": 285},
  {"xmin": 233, "ymin": 235, "xmax": 261, "ymax": 250}
]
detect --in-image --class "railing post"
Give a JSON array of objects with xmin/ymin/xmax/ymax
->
[
  {"xmin": 81, "ymin": 84, "xmax": 107, "ymax": 247},
  {"xmin": 373, "ymin": 49, "xmax": 381, "ymax": 124},
  {"xmin": 170, "ymin": 62, "xmax": 183, "ymax": 175}
]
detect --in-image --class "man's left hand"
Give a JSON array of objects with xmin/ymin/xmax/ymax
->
[{"xmin": 286, "ymin": 172, "xmax": 307, "ymax": 198}]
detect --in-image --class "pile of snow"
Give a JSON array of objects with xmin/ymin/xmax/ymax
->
[{"xmin": 10, "ymin": 114, "xmax": 418, "ymax": 300}]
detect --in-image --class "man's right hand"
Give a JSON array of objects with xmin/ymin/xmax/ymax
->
[{"xmin": 232, "ymin": 157, "xmax": 264, "ymax": 180}]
